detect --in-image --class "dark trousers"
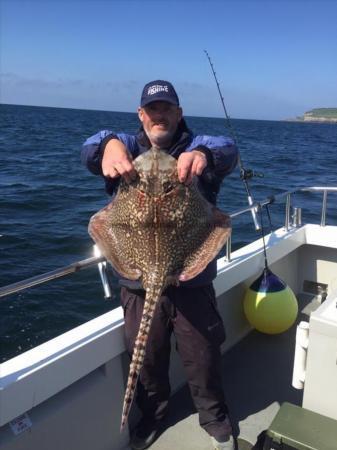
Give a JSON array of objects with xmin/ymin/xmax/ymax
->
[{"xmin": 120, "ymin": 284, "xmax": 231, "ymax": 441}]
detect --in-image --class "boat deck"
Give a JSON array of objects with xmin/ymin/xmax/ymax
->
[{"xmin": 138, "ymin": 294, "xmax": 313, "ymax": 450}]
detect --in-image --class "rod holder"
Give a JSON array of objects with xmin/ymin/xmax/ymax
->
[
  {"xmin": 292, "ymin": 207, "xmax": 302, "ymax": 228},
  {"xmin": 285, "ymin": 193, "xmax": 291, "ymax": 230},
  {"xmin": 248, "ymin": 195, "xmax": 260, "ymax": 231}
]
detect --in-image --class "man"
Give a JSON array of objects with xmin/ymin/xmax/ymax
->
[{"xmin": 81, "ymin": 80, "xmax": 238, "ymax": 450}]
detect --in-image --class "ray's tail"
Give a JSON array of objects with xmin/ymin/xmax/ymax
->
[{"xmin": 120, "ymin": 279, "xmax": 163, "ymax": 431}]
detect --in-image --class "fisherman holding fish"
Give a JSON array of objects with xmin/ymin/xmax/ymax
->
[{"xmin": 82, "ymin": 81, "xmax": 238, "ymax": 450}]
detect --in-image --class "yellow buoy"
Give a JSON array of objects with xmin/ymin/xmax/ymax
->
[{"xmin": 243, "ymin": 268, "xmax": 298, "ymax": 334}]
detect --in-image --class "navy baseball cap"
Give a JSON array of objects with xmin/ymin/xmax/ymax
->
[{"xmin": 140, "ymin": 80, "xmax": 180, "ymax": 107}]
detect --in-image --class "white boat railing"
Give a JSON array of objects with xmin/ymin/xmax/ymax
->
[{"xmin": 0, "ymin": 186, "xmax": 336, "ymax": 300}]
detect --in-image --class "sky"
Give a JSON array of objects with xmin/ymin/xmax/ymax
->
[{"xmin": 1, "ymin": 0, "xmax": 337, "ymax": 120}]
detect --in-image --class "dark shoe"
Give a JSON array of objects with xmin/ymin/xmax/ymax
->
[
  {"xmin": 129, "ymin": 420, "xmax": 163, "ymax": 450},
  {"xmin": 211, "ymin": 435, "xmax": 235, "ymax": 450},
  {"xmin": 209, "ymin": 416, "xmax": 235, "ymax": 450}
]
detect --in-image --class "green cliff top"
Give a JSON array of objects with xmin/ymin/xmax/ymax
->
[{"xmin": 305, "ymin": 108, "xmax": 337, "ymax": 118}]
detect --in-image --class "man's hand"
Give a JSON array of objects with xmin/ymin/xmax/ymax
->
[
  {"xmin": 102, "ymin": 139, "xmax": 137, "ymax": 183},
  {"xmin": 177, "ymin": 150, "xmax": 207, "ymax": 184}
]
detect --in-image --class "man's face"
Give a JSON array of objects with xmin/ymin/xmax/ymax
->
[{"xmin": 138, "ymin": 101, "xmax": 183, "ymax": 148}]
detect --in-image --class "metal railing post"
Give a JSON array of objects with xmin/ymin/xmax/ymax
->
[
  {"xmin": 94, "ymin": 245, "xmax": 112, "ymax": 299},
  {"xmin": 321, "ymin": 190, "xmax": 327, "ymax": 227},
  {"xmin": 226, "ymin": 235, "xmax": 232, "ymax": 262}
]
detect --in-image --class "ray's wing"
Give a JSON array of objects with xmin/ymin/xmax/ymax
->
[
  {"xmin": 179, "ymin": 207, "xmax": 231, "ymax": 281},
  {"xmin": 88, "ymin": 199, "xmax": 141, "ymax": 280}
]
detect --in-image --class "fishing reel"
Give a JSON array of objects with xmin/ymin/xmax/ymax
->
[{"xmin": 240, "ymin": 168, "xmax": 264, "ymax": 181}]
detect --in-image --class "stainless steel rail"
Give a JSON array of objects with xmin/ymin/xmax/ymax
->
[
  {"xmin": 0, "ymin": 256, "xmax": 105, "ymax": 299},
  {"xmin": 0, "ymin": 186, "xmax": 336, "ymax": 299}
]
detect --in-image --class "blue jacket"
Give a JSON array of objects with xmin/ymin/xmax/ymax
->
[{"xmin": 81, "ymin": 120, "xmax": 238, "ymax": 288}]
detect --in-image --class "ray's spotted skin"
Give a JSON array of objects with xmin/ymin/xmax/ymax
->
[{"xmin": 88, "ymin": 147, "xmax": 231, "ymax": 430}]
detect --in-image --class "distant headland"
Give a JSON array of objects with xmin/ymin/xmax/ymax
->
[{"xmin": 286, "ymin": 108, "xmax": 337, "ymax": 123}]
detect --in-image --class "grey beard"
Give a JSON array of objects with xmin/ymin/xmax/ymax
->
[{"xmin": 146, "ymin": 130, "xmax": 175, "ymax": 149}]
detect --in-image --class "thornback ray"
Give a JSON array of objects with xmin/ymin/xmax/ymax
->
[{"xmin": 88, "ymin": 147, "xmax": 231, "ymax": 430}]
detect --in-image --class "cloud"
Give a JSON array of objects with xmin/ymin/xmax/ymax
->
[
  {"xmin": 0, "ymin": 72, "xmax": 141, "ymax": 112},
  {"xmin": 1, "ymin": 72, "xmax": 84, "ymax": 89}
]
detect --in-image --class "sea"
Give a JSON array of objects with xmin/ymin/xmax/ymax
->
[{"xmin": 1, "ymin": 103, "xmax": 337, "ymax": 362}]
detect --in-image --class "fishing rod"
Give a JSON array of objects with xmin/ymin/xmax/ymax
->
[{"xmin": 204, "ymin": 50, "xmax": 262, "ymax": 231}]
